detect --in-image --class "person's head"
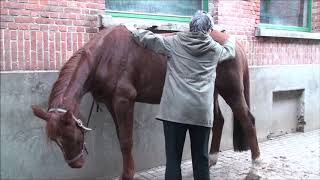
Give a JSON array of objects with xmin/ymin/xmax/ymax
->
[{"xmin": 189, "ymin": 11, "xmax": 214, "ymax": 34}]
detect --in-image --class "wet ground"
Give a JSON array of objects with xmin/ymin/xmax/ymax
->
[{"xmin": 114, "ymin": 129, "xmax": 320, "ymax": 180}]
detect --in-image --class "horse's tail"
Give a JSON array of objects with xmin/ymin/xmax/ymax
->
[
  {"xmin": 232, "ymin": 43, "xmax": 251, "ymax": 152},
  {"xmin": 243, "ymin": 53, "xmax": 250, "ymax": 109}
]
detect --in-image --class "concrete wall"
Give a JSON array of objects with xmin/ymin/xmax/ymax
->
[
  {"xmin": 0, "ymin": 71, "xmax": 191, "ymax": 180},
  {"xmin": 1, "ymin": 64, "xmax": 320, "ymax": 179}
]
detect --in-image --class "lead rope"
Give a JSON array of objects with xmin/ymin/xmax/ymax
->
[{"xmin": 86, "ymin": 100, "xmax": 95, "ymax": 128}]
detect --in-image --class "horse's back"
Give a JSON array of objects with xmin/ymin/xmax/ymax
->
[
  {"xmin": 91, "ymin": 26, "xmax": 167, "ymax": 103},
  {"xmin": 215, "ymin": 41, "xmax": 247, "ymax": 99}
]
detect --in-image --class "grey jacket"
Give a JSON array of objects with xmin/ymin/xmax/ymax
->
[{"xmin": 132, "ymin": 29, "xmax": 235, "ymax": 127}]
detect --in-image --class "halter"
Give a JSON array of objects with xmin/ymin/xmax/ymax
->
[
  {"xmin": 55, "ymin": 139, "xmax": 88, "ymax": 164},
  {"xmin": 48, "ymin": 108, "xmax": 92, "ymax": 131},
  {"xmin": 48, "ymin": 108, "xmax": 91, "ymax": 164}
]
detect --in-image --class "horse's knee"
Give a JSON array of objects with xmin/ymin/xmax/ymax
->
[
  {"xmin": 119, "ymin": 138, "xmax": 133, "ymax": 153},
  {"xmin": 114, "ymin": 97, "xmax": 131, "ymax": 110},
  {"xmin": 213, "ymin": 116, "xmax": 224, "ymax": 127}
]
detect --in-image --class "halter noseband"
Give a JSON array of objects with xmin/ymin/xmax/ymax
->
[{"xmin": 48, "ymin": 108, "xmax": 91, "ymax": 164}]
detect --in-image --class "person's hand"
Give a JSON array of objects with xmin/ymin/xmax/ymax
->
[
  {"xmin": 123, "ymin": 23, "xmax": 137, "ymax": 32},
  {"xmin": 212, "ymin": 25, "xmax": 226, "ymax": 33}
]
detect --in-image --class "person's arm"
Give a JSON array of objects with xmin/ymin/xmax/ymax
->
[
  {"xmin": 211, "ymin": 30, "xmax": 236, "ymax": 63},
  {"xmin": 216, "ymin": 36, "xmax": 236, "ymax": 63},
  {"xmin": 131, "ymin": 29, "xmax": 171, "ymax": 55}
]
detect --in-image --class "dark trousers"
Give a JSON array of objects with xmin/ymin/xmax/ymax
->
[{"xmin": 163, "ymin": 120, "xmax": 211, "ymax": 180}]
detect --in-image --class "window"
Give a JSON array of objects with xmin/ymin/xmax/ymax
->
[
  {"xmin": 106, "ymin": 0, "xmax": 209, "ymax": 22},
  {"xmin": 260, "ymin": 0, "xmax": 312, "ymax": 32}
]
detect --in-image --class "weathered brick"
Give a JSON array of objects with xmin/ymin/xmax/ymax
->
[
  {"xmin": 31, "ymin": 31, "xmax": 36, "ymax": 51},
  {"xmin": 11, "ymin": 41, "xmax": 18, "ymax": 70},
  {"xmin": 40, "ymin": 25, "xmax": 49, "ymax": 31},
  {"xmin": 30, "ymin": 24, "xmax": 40, "ymax": 30},
  {"xmin": 49, "ymin": 41, "xmax": 55, "ymax": 69},
  {"xmin": 24, "ymin": 40, "xmax": 31, "ymax": 70},
  {"xmin": 67, "ymin": 32, "xmax": 72, "ymax": 51},
  {"xmin": 58, "ymin": 26, "xmax": 67, "ymax": 32},
  {"xmin": 44, "ymin": 51, "xmax": 49, "ymax": 70},
  {"xmin": 1, "ymin": 15, "xmax": 14, "ymax": 22},
  {"xmin": 10, "ymin": 31, "xmax": 17, "ymax": 40},
  {"xmin": 36, "ymin": 31, "xmax": 43, "ymax": 69},
  {"xmin": 9, "ymin": 9, "xmax": 30, "ymax": 16},
  {"xmin": 55, "ymin": 32, "xmax": 60, "ymax": 51},
  {"xmin": 73, "ymin": 33, "xmax": 78, "ymax": 52},
  {"xmin": 49, "ymin": 25, "xmax": 58, "ymax": 32},
  {"xmin": 86, "ymin": 3, "xmax": 105, "ymax": 10},
  {"xmin": 43, "ymin": 32, "xmax": 48, "ymax": 51},
  {"xmin": 0, "ymin": 8, "xmax": 8, "ymax": 15},
  {"xmin": 85, "ymin": 27, "xmax": 98, "ymax": 33},
  {"xmin": 76, "ymin": 27, "xmax": 85, "ymax": 32},
  {"xmin": 35, "ymin": 18, "xmax": 52, "ymax": 24},
  {"xmin": 61, "ymin": 32, "xmax": 66, "ymax": 41},
  {"xmin": 15, "ymin": 17, "xmax": 34, "ymax": 23},
  {"xmin": 64, "ymin": 8, "xmax": 81, "ymax": 14},
  {"xmin": 18, "ymin": 23, "xmax": 29, "ymax": 30},
  {"xmin": 78, "ymin": 33, "xmax": 83, "ymax": 48}
]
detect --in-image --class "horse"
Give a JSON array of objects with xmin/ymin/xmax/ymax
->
[{"xmin": 31, "ymin": 25, "xmax": 260, "ymax": 180}]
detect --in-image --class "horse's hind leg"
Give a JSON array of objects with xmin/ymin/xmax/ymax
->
[
  {"xmin": 112, "ymin": 85, "xmax": 137, "ymax": 180},
  {"xmin": 209, "ymin": 88, "xmax": 225, "ymax": 166},
  {"xmin": 228, "ymin": 95, "xmax": 260, "ymax": 162}
]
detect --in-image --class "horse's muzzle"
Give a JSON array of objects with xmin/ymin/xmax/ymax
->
[{"xmin": 68, "ymin": 156, "xmax": 84, "ymax": 168}]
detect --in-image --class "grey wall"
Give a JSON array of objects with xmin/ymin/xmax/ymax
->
[{"xmin": 1, "ymin": 64, "xmax": 319, "ymax": 179}]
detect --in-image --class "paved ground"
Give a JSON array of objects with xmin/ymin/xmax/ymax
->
[{"xmin": 114, "ymin": 130, "xmax": 320, "ymax": 180}]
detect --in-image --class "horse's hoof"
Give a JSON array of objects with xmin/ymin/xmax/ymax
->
[
  {"xmin": 252, "ymin": 156, "xmax": 262, "ymax": 165},
  {"xmin": 245, "ymin": 167, "xmax": 261, "ymax": 180},
  {"xmin": 209, "ymin": 153, "xmax": 218, "ymax": 167}
]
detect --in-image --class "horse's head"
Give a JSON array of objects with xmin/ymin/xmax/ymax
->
[{"xmin": 31, "ymin": 105, "xmax": 90, "ymax": 168}]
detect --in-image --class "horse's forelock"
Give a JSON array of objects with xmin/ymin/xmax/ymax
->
[{"xmin": 46, "ymin": 119, "xmax": 59, "ymax": 140}]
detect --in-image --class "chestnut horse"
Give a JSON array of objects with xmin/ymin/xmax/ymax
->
[{"xmin": 31, "ymin": 25, "xmax": 260, "ymax": 180}]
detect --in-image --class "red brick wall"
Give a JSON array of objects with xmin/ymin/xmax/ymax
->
[
  {"xmin": 313, "ymin": 0, "xmax": 320, "ymax": 32},
  {"xmin": 0, "ymin": 0, "xmax": 105, "ymax": 71},
  {"xmin": 0, "ymin": 0, "xmax": 319, "ymax": 71},
  {"xmin": 210, "ymin": 0, "xmax": 320, "ymax": 65}
]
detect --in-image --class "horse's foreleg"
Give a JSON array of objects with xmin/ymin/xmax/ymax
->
[
  {"xmin": 209, "ymin": 89, "xmax": 225, "ymax": 167},
  {"xmin": 113, "ymin": 96, "xmax": 135, "ymax": 180}
]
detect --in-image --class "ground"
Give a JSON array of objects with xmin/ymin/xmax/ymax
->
[{"xmin": 114, "ymin": 130, "xmax": 320, "ymax": 180}]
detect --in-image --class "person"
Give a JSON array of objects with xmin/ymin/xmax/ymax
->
[{"xmin": 126, "ymin": 11, "xmax": 235, "ymax": 180}]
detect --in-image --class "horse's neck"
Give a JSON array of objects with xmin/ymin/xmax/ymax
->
[{"xmin": 49, "ymin": 50, "xmax": 92, "ymax": 114}]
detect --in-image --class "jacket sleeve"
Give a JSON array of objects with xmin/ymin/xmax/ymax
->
[
  {"xmin": 131, "ymin": 29, "xmax": 171, "ymax": 55},
  {"xmin": 213, "ymin": 36, "xmax": 236, "ymax": 63}
]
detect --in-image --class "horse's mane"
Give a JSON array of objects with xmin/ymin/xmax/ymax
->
[
  {"xmin": 48, "ymin": 48, "xmax": 86, "ymax": 108},
  {"xmin": 48, "ymin": 26, "xmax": 117, "ymax": 109}
]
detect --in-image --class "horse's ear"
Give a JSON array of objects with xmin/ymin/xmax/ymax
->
[{"xmin": 31, "ymin": 105, "xmax": 50, "ymax": 121}]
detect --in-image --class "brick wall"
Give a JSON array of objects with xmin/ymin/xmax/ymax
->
[
  {"xmin": 0, "ymin": 0, "xmax": 319, "ymax": 71},
  {"xmin": 0, "ymin": 0, "xmax": 105, "ymax": 71},
  {"xmin": 313, "ymin": 0, "xmax": 320, "ymax": 32},
  {"xmin": 210, "ymin": 0, "xmax": 320, "ymax": 66}
]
